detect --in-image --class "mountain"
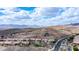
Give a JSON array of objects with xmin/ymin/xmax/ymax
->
[
  {"xmin": 70, "ymin": 23, "xmax": 79, "ymax": 26},
  {"xmin": 0, "ymin": 24, "xmax": 40, "ymax": 30}
]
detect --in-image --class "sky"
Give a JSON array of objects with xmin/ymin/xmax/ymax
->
[{"xmin": 0, "ymin": 7, "xmax": 79, "ymax": 26}]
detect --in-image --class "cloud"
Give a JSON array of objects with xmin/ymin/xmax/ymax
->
[
  {"xmin": 14, "ymin": 10, "xmax": 31, "ymax": 19},
  {"xmin": 0, "ymin": 7, "xmax": 32, "ymax": 24},
  {"xmin": 36, "ymin": 7, "xmax": 79, "ymax": 26},
  {"xmin": 31, "ymin": 7, "xmax": 67, "ymax": 18},
  {"xmin": 0, "ymin": 7, "xmax": 79, "ymax": 26},
  {"xmin": 57, "ymin": 7, "xmax": 79, "ymax": 25},
  {"xmin": 29, "ymin": 7, "xmax": 68, "ymax": 26}
]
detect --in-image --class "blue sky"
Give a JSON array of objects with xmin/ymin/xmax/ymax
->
[
  {"xmin": 0, "ymin": 7, "xmax": 79, "ymax": 26},
  {"xmin": 18, "ymin": 7, "xmax": 35, "ymax": 11}
]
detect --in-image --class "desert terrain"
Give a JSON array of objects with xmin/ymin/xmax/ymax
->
[{"xmin": 0, "ymin": 24, "xmax": 79, "ymax": 51}]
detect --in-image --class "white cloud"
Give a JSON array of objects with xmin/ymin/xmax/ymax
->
[
  {"xmin": 0, "ymin": 7, "xmax": 79, "ymax": 26},
  {"xmin": 0, "ymin": 7, "xmax": 32, "ymax": 24},
  {"xmin": 39, "ymin": 7, "xmax": 79, "ymax": 26},
  {"xmin": 31, "ymin": 7, "xmax": 67, "ymax": 18}
]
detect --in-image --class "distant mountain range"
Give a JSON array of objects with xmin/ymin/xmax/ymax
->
[
  {"xmin": 0, "ymin": 24, "xmax": 40, "ymax": 30},
  {"xmin": 0, "ymin": 23, "xmax": 79, "ymax": 30},
  {"xmin": 70, "ymin": 23, "xmax": 79, "ymax": 26}
]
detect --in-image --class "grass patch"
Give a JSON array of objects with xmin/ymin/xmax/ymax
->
[
  {"xmin": 33, "ymin": 41, "xmax": 45, "ymax": 47},
  {"xmin": 73, "ymin": 46, "xmax": 79, "ymax": 51}
]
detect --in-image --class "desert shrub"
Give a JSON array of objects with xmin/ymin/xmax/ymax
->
[
  {"xmin": 73, "ymin": 46, "xmax": 79, "ymax": 51},
  {"xmin": 68, "ymin": 35, "xmax": 74, "ymax": 42},
  {"xmin": 0, "ymin": 35, "xmax": 4, "ymax": 39},
  {"xmin": 70, "ymin": 36, "xmax": 74, "ymax": 39},
  {"xmin": 44, "ymin": 32, "xmax": 49, "ymax": 37},
  {"xmin": 75, "ymin": 33, "xmax": 79, "ymax": 35},
  {"xmin": 33, "ymin": 41, "xmax": 45, "ymax": 47},
  {"xmin": 49, "ymin": 41, "xmax": 55, "ymax": 45}
]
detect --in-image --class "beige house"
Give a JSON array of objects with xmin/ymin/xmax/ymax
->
[{"xmin": 73, "ymin": 35, "xmax": 79, "ymax": 45}]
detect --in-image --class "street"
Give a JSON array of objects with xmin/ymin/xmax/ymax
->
[{"xmin": 49, "ymin": 36, "xmax": 72, "ymax": 51}]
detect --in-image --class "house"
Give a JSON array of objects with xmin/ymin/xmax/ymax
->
[{"xmin": 73, "ymin": 35, "xmax": 79, "ymax": 45}]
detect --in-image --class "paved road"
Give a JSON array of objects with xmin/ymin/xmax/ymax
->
[
  {"xmin": 49, "ymin": 36, "xmax": 70, "ymax": 51},
  {"xmin": 53, "ymin": 38, "xmax": 67, "ymax": 51},
  {"xmin": 58, "ymin": 39, "xmax": 72, "ymax": 51}
]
